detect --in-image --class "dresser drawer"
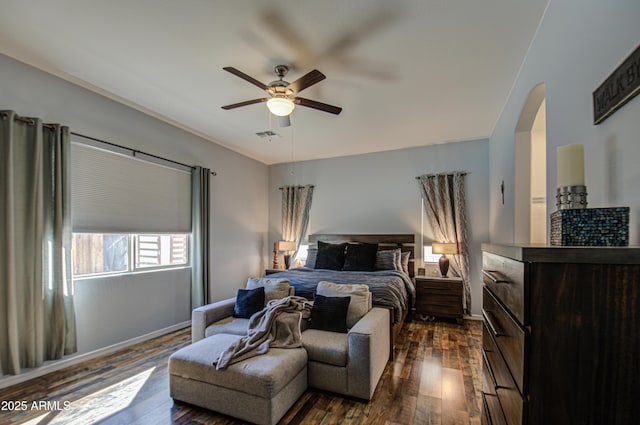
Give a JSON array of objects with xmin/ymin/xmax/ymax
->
[
  {"xmin": 483, "ymin": 323, "xmax": 517, "ymax": 394},
  {"xmin": 482, "ymin": 348, "xmax": 497, "ymax": 396},
  {"xmin": 483, "ymin": 322, "xmax": 525, "ymax": 425},
  {"xmin": 482, "ymin": 252, "xmax": 527, "ymax": 326},
  {"xmin": 482, "ymin": 392, "xmax": 508, "ymax": 425},
  {"xmin": 483, "ymin": 287, "xmax": 526, "ymax": 393}
]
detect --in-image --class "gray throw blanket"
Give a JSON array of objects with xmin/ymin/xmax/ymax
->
[{"xmin": 213, "ymin": 295, "xmax": 312, "ymax": 369}]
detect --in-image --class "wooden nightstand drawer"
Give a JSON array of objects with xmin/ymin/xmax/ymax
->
[
  {"xmin": 416, "ymin": 285, "xmax": 462, "ymax": 300},
  {"xmin": 417, "ymin": 302, "xmax": 462, "ymax": 317}
]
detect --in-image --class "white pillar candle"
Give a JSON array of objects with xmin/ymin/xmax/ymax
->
[{"xmin": 557, "ymin": 144, "xmax": 585, "ymax": 187}]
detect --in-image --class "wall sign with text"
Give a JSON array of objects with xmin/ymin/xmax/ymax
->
[{"xmin": 593, "ymin": 43, "xmax": 640, "ymax": 125}]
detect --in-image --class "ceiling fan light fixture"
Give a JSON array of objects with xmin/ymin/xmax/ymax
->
[{"xmin": 267, "ymin": 97, "xmax": 295, "ymax": 116}]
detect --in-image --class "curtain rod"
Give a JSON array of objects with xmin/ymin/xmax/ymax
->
[
  {"xmin": 278, "ymin": 185, "xmax": 315, "ymax": 190},
  {"xmin": 71, "ymin": 131, "xmax": 217, "ymax": 176},
  {"xmin": 415, "ymin": 171, "xmax": 469, "ymax": 180},
  {"xmin": 2, "ymin": 112, "xmax": 58, "ymax": 129}
]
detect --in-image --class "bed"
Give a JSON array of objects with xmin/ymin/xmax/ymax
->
[{"xmin": 267, "ymin": 234, "xmax": 416, "ymax": 348}]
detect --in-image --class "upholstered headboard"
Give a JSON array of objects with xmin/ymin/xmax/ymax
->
[{"xmin": 308, "ymin": 234, "xmax": 416, "ymax": 277}]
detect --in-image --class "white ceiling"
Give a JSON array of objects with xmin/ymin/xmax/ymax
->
[{"xmin": 0, "ymin": 0, "xmax": 548, "ymax": 165}]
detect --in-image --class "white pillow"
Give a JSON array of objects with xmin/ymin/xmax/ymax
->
[
  {"xmin": 316, "ymin": 281, "xmax": 372, "ymax": 328},
  {"xmin": 246, "ymin": 278, "xmax": 291, "ymax": 304},
  {"xmin": 395, "ymin": 250, "xmax": 403, "ymax": 272},
  {"xmin": 400, "ymin": 251, "xmax": 411, "ymax": 275}
]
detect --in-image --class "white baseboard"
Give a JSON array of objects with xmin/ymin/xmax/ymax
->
[{"xmin": 0, "ymin": 320, "xmax": 190, "ymax": 390}]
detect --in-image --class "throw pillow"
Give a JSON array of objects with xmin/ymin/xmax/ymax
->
[
  {"xmin": 315, "ymin": 241, "xmax": 347, "ymax": 270},
  {"xmin": 316, "ymin": 281, "xmax": 372, "ymax": 328},
  {"xmin": 246, "ymin": 277, "xmax": 291, "ymax": 304},
  {"xmin": 375, "ymin": 248, "xmax": 401, "ymax": 270},
  {"xmin": 309, "ymin": 294, "xmax": 351, "ymax": 333},
  {"xmin": 395, "ymin": 249, "xmax": 404, "ymax": 271},
  {"xmin": 342, "ymin": 243, "xmax": 379, "ymax": 271},
  {"xmin": 233, "ymin": 287, "xmax": 265, "ymax": 318},
  {"xmin": 305, "ymin": 249, "xmax": 317, "ymax": 268},
  {"xmin": 400, "ymin": 251, "xmax": 411, "ymax": 275}
]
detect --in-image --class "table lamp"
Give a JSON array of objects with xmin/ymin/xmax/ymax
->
[
  {"xmin": 274, "ymin": 240, "xmax": 297, "ymax": 269},
  {"xmin": 431, "ymin": 242, "xmax": 459, "ymax": 277}
]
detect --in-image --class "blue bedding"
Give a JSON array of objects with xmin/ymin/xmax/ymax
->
[{"xmin": 266, "ymin": 267, "xmax": 415, "ymax": 323}]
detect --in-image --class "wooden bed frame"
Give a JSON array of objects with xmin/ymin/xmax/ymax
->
[{"xmin": 308, "ymin": 233, "xmax": 416, "ymax": 350}]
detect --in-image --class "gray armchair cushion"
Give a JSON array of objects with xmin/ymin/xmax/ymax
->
[
  {"xmin": 204, "ymin": 316, "xmax": 249, "ymax": 338},
  {"xmin": 302, "ymin": 329, "xmax": 348, "ymax": 366},
  {"xmin": 246, "ymin": 277, "xmax": 292, "ymax": 304},
  {"xmin": 192, "ymin": 297, "xmax": 236, "ymax": 343}
]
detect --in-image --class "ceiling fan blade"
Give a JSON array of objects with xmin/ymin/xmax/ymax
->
[
  {"xmin": 294, "ymin": 97, "xmax": 342, "ymax": 115},
  {"xmin": 318, "ymin": 7, "xmax": 399, "ymax": 62},
  {"xmin": 221, "ymin": 98, "xmax": 268, "ymax": 110},
  {"xmin": 223, "ymin": 67, "xmax": 268, "ymax": 91},
  {"xmin": 261, "ymin": 9, "xmax": 314, "ymax": 66},
  {"xmin": 288, "ymin": 69, "xmax": 326, "ymax": 94}
]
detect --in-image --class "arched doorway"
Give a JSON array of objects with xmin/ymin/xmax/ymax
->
[{"xmin": 515, "ymin": 84, "xmax": 547, "ymax": 244}]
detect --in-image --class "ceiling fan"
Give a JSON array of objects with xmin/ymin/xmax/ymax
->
[{"xmin": 221, "ymin": 65, "xmax": 343, "ymax": 120}]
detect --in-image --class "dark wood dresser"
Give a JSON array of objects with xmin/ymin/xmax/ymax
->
[{"xmin": 481, "ymin": 243, "xmax": 640, "ymax": 425}]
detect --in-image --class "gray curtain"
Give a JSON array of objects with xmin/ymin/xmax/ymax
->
[
  {"xmin": 281, "ymin": 185, "xmax": 314, "ymax": 265},
  {"xmin": 0, "ymin": 110, "xmax": 77, "ymax": 375},
  {"xmin": 191, "ymin": 166, "xmax": 210, "ymax": 309},
  {"xmin": 417, "ymin": 172, "xmax": 471, "ymax": 314}
]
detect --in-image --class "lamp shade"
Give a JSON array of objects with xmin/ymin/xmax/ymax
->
[
  {"xmin": 431, "ymin": 242, "xmax": 459, "ymax": 255},
  {"xmin": 275, "ymin": 240, "xmax": 297, "ymax": 252},
  {"xmin": 267, "ymin": 98, "xmax": 295, "ymax": 116}
]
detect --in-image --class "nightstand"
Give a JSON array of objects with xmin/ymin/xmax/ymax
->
[
  {"xmin": 414, "ymin": 275, "xmax": 463, "ymax": 322},
  {"xmin": 265, "ymin": 268, "xmax": 284, "ymax": 275}
]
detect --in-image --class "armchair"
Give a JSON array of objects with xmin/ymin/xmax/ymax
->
[{"xmin": 190, "ymin": 295, "xmax": 391, "ymax": 400}]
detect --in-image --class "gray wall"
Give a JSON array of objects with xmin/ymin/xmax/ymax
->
[
  {"xmin": 268, "ymin": 140, "xmax": 490, "ymax": 316},
  {"xmin": 490, "ymin": 0, "xmax": 640, "ymax": 244},
  {"xmin": 0, "ymin": 53, "xmax": 269, "ymax": 354},
  {"xmin": 74, "ymin": 269, "xmax": 191, "ymax": 353}
]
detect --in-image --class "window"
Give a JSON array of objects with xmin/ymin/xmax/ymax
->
[
  {"xmin": 135, "ymin": 234, "xmax": 188, "ymax": 269},
  {"xmin": 423, "ymin": 245, "xmax": 441, "ymax": 263},
  {"xmin": 72, "ymin": 233, "xmax": 188, "ymax": 277},
  {"xmin": 292, "ymin": 244, "xmax": 308, "ymax": 268}
]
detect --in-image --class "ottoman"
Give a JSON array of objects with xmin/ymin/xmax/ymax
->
[{"xmin": 169, "ymin": 333, "xmax": 307, "ymax": 425}]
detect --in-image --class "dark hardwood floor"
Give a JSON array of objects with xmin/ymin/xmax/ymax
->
[{"xmin": 0, "ymin": 319, "xmax": 482, "ymax": 425}]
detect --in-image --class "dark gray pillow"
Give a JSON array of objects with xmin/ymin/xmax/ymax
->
[
  {"xmin": 342, "ymin": 243, "xmax": 379, "ymax": 271},
  {"xmin": 375, "ymin": 248, "xmax": 400, "ymax": 270},
  {"xmin": 233, "ymin": 287, "xmax": 265, "ymax": 318},
  {"xmin": 314, "ymin": 241, "xmax": 347, "ymax": 270},
  {"xmin": 309, "ymin": 294, "xmax": 351, "ymax": 333}
]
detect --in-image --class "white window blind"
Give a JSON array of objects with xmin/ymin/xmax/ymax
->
[{"xmin": 71, "ymin": 142, "xmax": 191, "ymax": 233}]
